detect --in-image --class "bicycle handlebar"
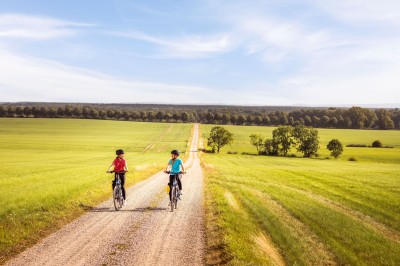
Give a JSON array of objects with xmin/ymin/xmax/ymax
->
[
  {"xmin": 107, "ymin": 170, "xmax": 128, "ymax": 174},
  {"xmin": 165, "ymin": 171, "xmax": 186, "ymax": 174}
]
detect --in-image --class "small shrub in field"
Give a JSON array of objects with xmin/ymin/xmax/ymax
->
[
  {"xmin": 346, "ymin": 144, "xmax": 367, "ymax": 147},
  {"xmin": 327, "ymin": 139, "xmax": 343, "ymax": 158},
  {"xmin": 227, "ymin": 151, "xmax": 238, "ymax": 154},
  {"xmin": 348, "ymin": 157, "xmax": 357, "ymax": 161},
  {"xmin": 324, "ymin": 156, "xmax": 330, "ymax": 160},
  {"xmin": 289, "ymin": 154, "xmax": 297, "ymax": 158},
  {"xmin": 372, "ymin": 140, "xmax": 383, "ymax": 147}
]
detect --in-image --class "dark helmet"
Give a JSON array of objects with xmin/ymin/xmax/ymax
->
[
  {"xmin": 116, "ymin": 149, "xmax": 125, "ymax": 155},
  {"xmin": 171, "ymin": 150, "xmax": 180, "ymax": 156}
]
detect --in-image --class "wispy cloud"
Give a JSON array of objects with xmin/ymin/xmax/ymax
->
[
  {"xmin": 1, "ymin": 3, "xmax": 399, "ymax": 106},
  {"xmin": 0, "ymin": 50, "xmax": 221, "ymax": 103},
  {"xmin": 0, "ymin": 14, "xmax": 94, "ymax": 40},
  {"xmin": 312, "ymin": 0, "xmax": 400, "ymax": 25},
  {"xmin": 113, "ymin": 31, "xmax": 234, "ymax": 58}
]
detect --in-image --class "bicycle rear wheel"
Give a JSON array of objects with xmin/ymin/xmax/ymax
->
[{"xmin": 113, "ymin": 187, "xmax": 121, "ymax": 211}]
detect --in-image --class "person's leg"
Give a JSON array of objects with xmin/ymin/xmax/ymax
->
[
  {"xmin": 120, "ymin": 173, "xmax": 126, "ymax": 200},
  {"xmin": 177, "ymin": 173, "xmax": 182, "ymax": 191}
]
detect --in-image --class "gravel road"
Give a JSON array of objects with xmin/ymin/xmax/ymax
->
[{"xmin": 7, "ymin": 124, "xmax": 205, "ymax": 266}]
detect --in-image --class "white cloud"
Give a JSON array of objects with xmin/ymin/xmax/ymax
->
[
  {"xmin": 1, "ymin": 7, "xmax": 399, "ymax": 106},
  {"xmin": 0, "ymin": 13, "xmax": 94, "ymax": 40},
  {"xmin": 199, "ymin": 1, "xmax": 400, "ymax": 105},
  {"xmin": 0, "ymin": 50, "xmax": 220, "ymax": 103},
  {"xmin": 113, "ymin": 31, "xmax": 234, "ymax": 58},
  {"xmin": 312, "ymin": 0, "xmax": 400, "ymax": 25}
]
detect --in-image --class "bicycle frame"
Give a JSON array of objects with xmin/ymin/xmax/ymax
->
[
  {"xmin": 110, "ymin": 171, "xmax": 125, "ymax": 211},
  {"xmin": 168, "ymin": 172, "xmax": 181, "ymax": 212}
]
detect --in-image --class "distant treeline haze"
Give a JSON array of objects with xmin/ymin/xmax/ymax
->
[{"xmin": 0, "ymin": 103, "xmax": 399, "ymax": 130}]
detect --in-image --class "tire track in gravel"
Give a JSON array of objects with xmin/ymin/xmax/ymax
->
[{"xmin": 6, "ymin": 124, "xmax": 204, "ymax": 266}]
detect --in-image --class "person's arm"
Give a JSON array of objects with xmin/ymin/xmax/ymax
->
[
  {"xmin": 124, "ymin": 161, "xmax": 129, "ymax": 172},
  {"xmin": 181, "ymin": 160, "xmax": 186, "ymax": 174},
  {"xmin": 107, "ymin": 161, "xmax": 115, "ymax": 172},
  {"xmin": 164, "ymin": 160, "xmax": 171, "ymax": 173}
]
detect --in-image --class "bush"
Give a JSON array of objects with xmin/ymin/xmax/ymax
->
[
  {"xmin": 346, "ymin": 144, "xmax": 367, "ymax": 147},
  {"xmin": 264, "ymin": 138, "xmax": 279, "ymax": 156},
  {"xmin": 372, "ymin": 140, "xmax": 383, "ymax": 147},
  {"xmin": 348, "ymin": 157, "xmax": 357, "ymax": 161},
  {"xmin": 227, "ymin": 151, "xmax": 238, "ymax": 154},
  {"xmin": 327, "ymin": 139, "xmax": 344, "ymax": 158}
]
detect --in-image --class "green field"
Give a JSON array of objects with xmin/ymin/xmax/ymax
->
[
  {"xmin": 201, "ymin": 125, "xmax": 400, "ymax": 265},
  {"xmin": 0, "ymin": 118, "xmax": 192, "ymax": 262}
]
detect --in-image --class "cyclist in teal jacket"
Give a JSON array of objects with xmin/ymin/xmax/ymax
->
[{"xmin": 164, "ymin": 150, "xmax": 185, "ymax": 201}]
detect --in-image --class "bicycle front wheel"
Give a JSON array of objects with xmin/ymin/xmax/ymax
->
[
  {"xmin": 171, "ymin": 187, "xmax": 175, "ymax": 212},
  {"xmin": 118, "ymin": 188, "xmax": 124, "ymax": 208},
  {"xmin": 113, "ymin": 187, "xmax": 121, "ymax": 211},
  {"xmin": 174, "ymin": 190, "xmax": 178, "ymax": 209}
]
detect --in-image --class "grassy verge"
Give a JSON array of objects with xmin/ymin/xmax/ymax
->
[
  {"xmin": 201, "ymin": 152, "xmax": 232, "ymax": 265},
  {"xmin": 201, "ymin": 124, "xmax": 400, "ymax": 265},
  {"xmin": 0, "ymin": 118, "xmax": 192, "ymax": 263}
]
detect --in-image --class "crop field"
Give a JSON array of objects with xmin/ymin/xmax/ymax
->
[
  {"xmin": 201, "ymin": 125, "xmax": 400, "ymax": 265},
  {"xmin": 0, "ymin": 118, "xmax": 192, "ymax": 262}
]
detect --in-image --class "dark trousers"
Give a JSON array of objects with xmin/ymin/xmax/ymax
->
[
  {"xmin": 112, "ymin": 173, "xmax": 126, "ymax": 200},
  {"xmin": 169, "ymin": 173, "xmax": 182, "ymax": 201}
]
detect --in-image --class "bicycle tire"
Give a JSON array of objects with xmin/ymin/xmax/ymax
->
[
  {"xmin": 171, "ymin": 187, "xmax": 175, "ymax": 212},
  {"xmin": 174, "ymin": 189, "xmax": 178, "ymax": 209},
  {"xmin": 119, "ymin": 188, "xmax": 124, "ymax": 209},
  {"xmin": 113, "ymin": 186, "xmax": 121, "ymax": 211}
]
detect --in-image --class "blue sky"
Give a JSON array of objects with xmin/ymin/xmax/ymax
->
[{"xmin": 0, "ymin": 0, "xmax": 399, "ymax": 106}]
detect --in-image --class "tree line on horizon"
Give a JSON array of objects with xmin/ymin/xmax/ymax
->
[{"xmin": 0, "ymin": 103, "xmax": 399, "ymax": 130}]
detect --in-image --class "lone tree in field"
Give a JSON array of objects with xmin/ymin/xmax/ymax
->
[
  {"xmin": 327, "ymin": 139, "xmax": 343, "ymax": 158},
  {"xmin": 272, "ymin": 126, "xmax": 294, "ymax": 156},
  {"xmin": 292, "ymin": 125, "xmax": 319, "ymax": 157},
  {"xmin": 249, "ymin": 134, "xmax": 265, "ymax": 154},
  {"xmin": 207, "ymin": 126, "xmax": 233, "ymax": 153}
]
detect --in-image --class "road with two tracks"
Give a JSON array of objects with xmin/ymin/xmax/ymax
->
[{"xmin": 7, "ymin": 124, "xmax": 205, "ymax": 266}]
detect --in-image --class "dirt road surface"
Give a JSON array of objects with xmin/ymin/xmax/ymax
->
[{"xmin": 7, "ymin": 124, "xmax": 205, "ymax": 266}]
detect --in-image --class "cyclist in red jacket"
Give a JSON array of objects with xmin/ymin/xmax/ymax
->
[{"xmin": 107, "ymin": 149, "xmax": 129, "ymax": 205}]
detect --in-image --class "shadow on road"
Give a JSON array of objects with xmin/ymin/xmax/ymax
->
[{"xmin": 81, "ymin": 205, "xmax": 167, "ymax": 213}]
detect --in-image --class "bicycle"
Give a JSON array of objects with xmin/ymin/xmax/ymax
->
[
  {"xmin": 166, "ymin": 171, "xmax": 184, "ymax": 212},
  {"xmin": 108, "ymin": 171, "xmax": 125, "ymax": 211}
]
